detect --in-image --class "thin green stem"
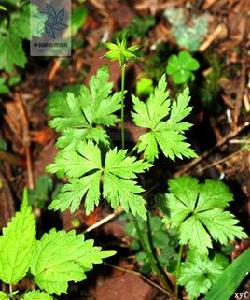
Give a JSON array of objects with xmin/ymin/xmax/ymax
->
[
  {"xmin": 175, "ymin": 244, "xmax": 184, "ymax": 300},
  {"xmin": 9, "ymin": 284, "xmax": 13, "ymax": 297},
  {"xmin": 120, "ymin": 64, "xmax": 126, "ymax": 149},
  {"xmin": 132, "ymin": 215, "xmax": 172, "ymax": 294}
]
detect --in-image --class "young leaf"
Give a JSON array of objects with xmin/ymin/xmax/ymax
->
[
  {"xmin": 166, "ymin": 51, "xmax": 200, "ymax": 84},
  {"xmin": 165, "ymin": 177, "xmax": 247, "ymax": 254},
  {"xmin": 0, "ymin": 189, "xmax": 36, "ymax": 284},
  {"xmin": 22, "ymin": 291, "xmax": 52, "ymax": 300},
  {"xmin": 132, "ymin": 75, "xmax": 197, "ymax": 162},
  {"xmin": 48, "ymin": 142, "xmax": 150, "ymax": 219},
  {"xmin": 205, "ymin": 249, "xmax": 250, "ymax": 300},
  {"xmin": 30, "ymin": 229, "xmax": 115, "ymax": 295},
  {"xmin": 105, "ymin": 38, "xmax": 139, "ymax": 66},
  {"xmin": 48, "ymin": 67, "xmax": 121, "ymax": 148},
  {"xmin": 178, "ymin": 251, "xmax": 228, "ymax": 299}
]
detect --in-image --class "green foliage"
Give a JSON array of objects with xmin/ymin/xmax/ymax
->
[
  {"xmin": 105, "ymin": 37, "xmax": 139, "ymax": 66},
  {"xmin": 178, "ymin": 251, "xmax": 229, "ymax": 299},
  {"xmin": 165, "ymin": 177, "xmax": 247, "ymax": 254},
  {"xmin": 0, "ymin": 292, "xmax": 9, "ymax": 300},
  {"xmin": 28, "ymin": 176, "xmax": 53, "ymax": 208},
  {"xmin": 126, "ymin": 215, "xmax": 177, "ymax": 273},
  {"xmin": 0, "ymin": 189, "xmax": 114, "ymax": 296},
  {"xmin": 0, "ymin": 3, "xmax": 45, "ymax": 73},
  {"xmin": 136, "ymin": 77, "xmax": 153, "ymax": 95},
  {"xmin": 132, "ymin": 75, "xmax": 197, "ymax": 162},
  {"xmin": 70, "ymin": 7, "xmax": 88, "ymax": 36},
  {"xmin": 164, "ymin": 8, "xmax": 208, "ymax": 51},
  {"xmin": 166, "ymin": 51, "xmax": 200, "ymax": 84},
  {"xmin": 30, "ymin": 229, "xmax": 115, "ymax": 295},
  {"xmin": 22, "ymin": 291, "xmax": 52, "ymax": 300},
  {"xmin": 0, "ymin": 78, "xmax": 9, "ymax": 93},
  {"xmin": 117, "ymin": 16, "xmax": 155, "ymax": 39},
  {"xmin": 205, "ymin": 248, "xmax": 250, "ymax": 300},
  {"xmin": 0, "ymin": 189, "xmax": 36, "ymax": 284},
  {"xmin": 49, "ymin": 67, "xmax": 121, "ymax": 149},
  {"xmin": 48, "ymin": 142, "xmax": 150, "ymax": 219}
]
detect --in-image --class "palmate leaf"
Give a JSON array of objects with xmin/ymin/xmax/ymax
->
[
  {"xmin": 22, "ymin": 291, "xmax": 52, "ymax": 300},
  {"xmin": 30, "ymin": 229, "xmax": 115, "ymax": 295},
  {"xmin": 165, "ymin": 177, "xmax": 247, "ymax": 254},
  {"xmin": 48, "ymin": 142, "xmax": 150, "ymax": 219},
  {"xmin": 178, "ymin": 251, "xmax": 228, "ymax": 299},
  {"xmin": 0, "ymin": 190, "xmax": 35, "ymax": 284},
  {"xmin": 132, "ymin": 75, "xmax": 197, "ymax": 162},
  {"xmin": 48, "ymin": 67, "xmax": 121, "ymax": 148}
]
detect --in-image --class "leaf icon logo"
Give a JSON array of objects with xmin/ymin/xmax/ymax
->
[{"xmin": 35, "ymin": 3, "xmax": 68, "ymax": 39}]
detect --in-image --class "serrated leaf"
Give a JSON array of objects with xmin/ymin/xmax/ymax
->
[
  {"xmin": 48, "ymin": 67, "xmax": 121, "ymax": 148},
  {"xmin": 178, "ymin": 251, "xmax": 228, "ymax": 299},
  {"xmin": 48, "ymin": 142, "xmax": 150, "ymax": 219},
  {"xmin": 30, "ymin": 229, "xmax": 115, "ymax": 295},
  {"xmin": 22, "ymin": 291, "xmax": 52, "ymax": 300},
  {"xmin": 165, "ymin": 177, "xmax": 247, "ymax": 254},
  {"xmin": 132, "ymin": 75, "xmax": 197, "ymax": 162},
  {"xmin": 0, "ymin": 189, "xmax": 36, "ymax": 284}
]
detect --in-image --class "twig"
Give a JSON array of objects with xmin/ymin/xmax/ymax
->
[
  {"xmin": 174, "ymin": 122, "xmax": 250, "ymax": 177},
  {"xmin": 104, "ymin": 263, "xmax": 170, "ymax": 296},
  {"xmin": 83, "ymin": 207, "xmax": 124, "ymax": 234},
  {"xmin": 15, "ymin": 93, "xmax": 34, "ymax": 189},
  {"xmin": 198, "ymin": 149, "xmax": 243, "ymax": 173}
]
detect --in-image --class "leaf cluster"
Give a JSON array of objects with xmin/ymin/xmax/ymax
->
[
  {"xmin": 48, "ymin": 66, "xmax": 121, "ymax": 149},
  {"xmin": 164, "ymin": 176, "xmax": 247, "ymax": 254},
  {"xmin": 166, "ymin": 51, "xmax": 200, "ymax": 84},
  {"xmin": 178, "ymin": 251, "xmax": 229, "ymax": 299},
  {"xmin": 48, "ymin": 142, "xmax": 150, "ymax": 219},
  {"xmin": 132, "ymin": 74, "xmax": 197, "ymax": 162},
  {"xmin": 0, "ymin": 190, "xmax": 114, "ymax": 299},
  {"xmin": 126, "ymin": 215, "xmax": 178, "ymax": 273}
]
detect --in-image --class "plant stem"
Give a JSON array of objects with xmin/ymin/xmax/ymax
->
[
  {"xmin": 9, "ymin": 284, "xmax": 13, "ymax": 297},
  {"xmin": 132, "ymin": 215, "xmax": 172, "ymax": 294},
  {"xmin": 120, "ymin": 64, "xmax": 126, "ymax": 149},
  {"xmin": 175, "ymin": 244, "xmax": 184, "ymax": 300}
]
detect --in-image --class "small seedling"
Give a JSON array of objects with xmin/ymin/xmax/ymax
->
[{"xmin": 166, "ymin": 51, "xmax": 200, "ymax": 84}]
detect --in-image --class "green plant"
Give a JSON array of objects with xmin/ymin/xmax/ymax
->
[
  {"xmin": 163, "ymin": 176, "xmax": 246, "ymax": 254},
  {"xmin": 178, "ymin": 251, "xmax": 229, "ymax": 299},
  {"xmin": 205, "ymin": 248, "xmax": 250, "ymax": 300},
  {"xmin": 166, "ymin": 51, "xmax": 200, "ymax": 85},
  {"xmin": 0, "ymin": 190, "xmax": 114, "ymax": 299},
  {"xmin": 0, "ymin": 1, "xmax": 44, "ymax": 73},
  {"xmin": 45, "ymin": 37, "xmax": 247, "ymax": 299},
  {"xmin": 125, "ymin": 214, "xmax": 178, "ymax": 274}
]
